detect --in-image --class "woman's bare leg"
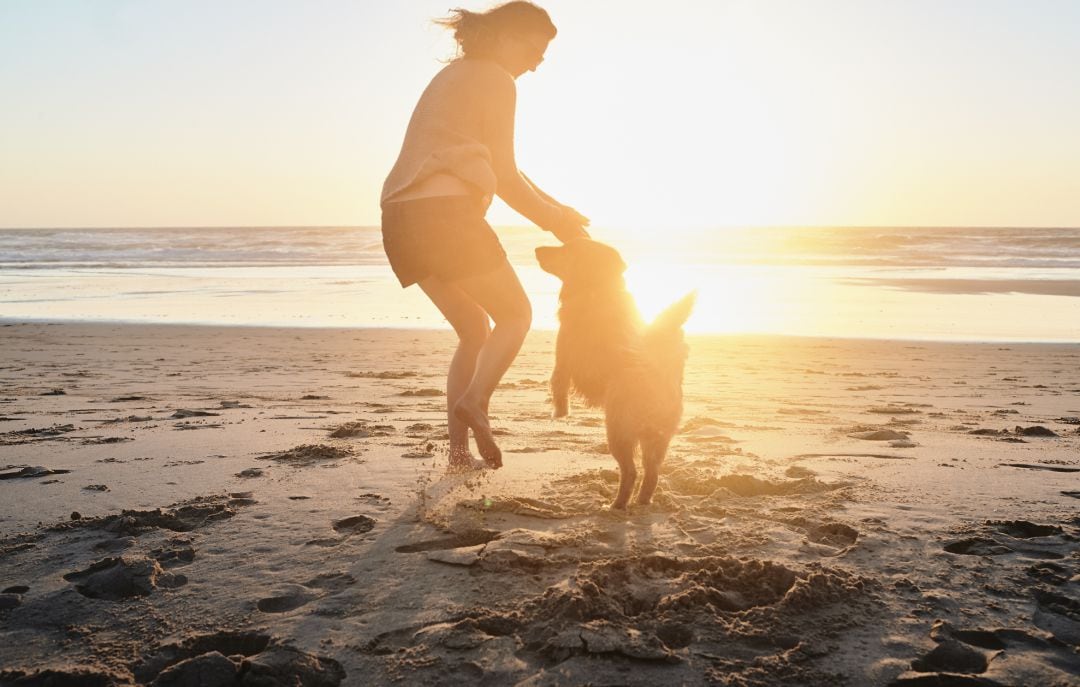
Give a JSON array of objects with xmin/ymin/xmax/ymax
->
[
  {"xmin": 418, "ymin": 277, "xmax": 491, "ymax": 469},
  {"xmin": 450, "ymin": 262, "xmax": 532, "ymax": 467}
]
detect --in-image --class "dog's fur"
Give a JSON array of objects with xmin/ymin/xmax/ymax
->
[{"xmin": 536, "ymin": 239, "xmax": 695, "ymax": 509}]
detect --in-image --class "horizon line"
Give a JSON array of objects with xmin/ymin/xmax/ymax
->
[{"xmin": 3, "ymin": 224, "xmax": 1080, "ymax": 231}]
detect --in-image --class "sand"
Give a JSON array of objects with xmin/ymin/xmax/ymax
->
[{"xmin": 0, "ymin": 321, "xmax": 1077, "ymax": 686}]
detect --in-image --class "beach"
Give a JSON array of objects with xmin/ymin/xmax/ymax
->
[
  {"xmin": 1, "ymin": 321, "xmax": 1077, "ymax": 685},
  {"xmin": 6, "ymin": 0, "xmax": 1080, "ymax": 682}
]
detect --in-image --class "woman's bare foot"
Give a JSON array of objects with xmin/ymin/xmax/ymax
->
[{"xmin": 453, "ymin": 398, "xmax": 502, "ymax": 469}]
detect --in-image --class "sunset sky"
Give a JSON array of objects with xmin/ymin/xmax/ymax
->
[{"xmin": 1, "ymin": 0, "xmax": 1078, "ymax": 231}]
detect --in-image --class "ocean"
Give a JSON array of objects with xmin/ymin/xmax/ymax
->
[{"xmin": 1, "ymin": 225, "xmax": 1078, "ymax": 342}]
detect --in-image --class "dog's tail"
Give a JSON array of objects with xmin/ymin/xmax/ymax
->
[
  {"xmin": 649, "ymin": 291, "xmax": 696, "ymax": 334},
  {"xmin": 643, "ymin": 291, "xmax": 695, "ymax": 382}
]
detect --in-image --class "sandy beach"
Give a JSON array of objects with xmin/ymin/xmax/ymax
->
[{"xmin": 0, "ymin": 321, "xmax": 1077, "ymax": 685}]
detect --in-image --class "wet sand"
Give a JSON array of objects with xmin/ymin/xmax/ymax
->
[{"xmin": 0, "ymin": 322, "xmax": 1078, "ymax": 685}]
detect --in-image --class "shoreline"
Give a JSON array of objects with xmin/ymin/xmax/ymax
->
[{"xmin": 3, "ymin": 318, "xmax": 1079, "ymax": 346}]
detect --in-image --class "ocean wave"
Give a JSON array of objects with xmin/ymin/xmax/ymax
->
[{"xmin": 2, "ymin": 225, "xmax": 1079, "ymax": 270}]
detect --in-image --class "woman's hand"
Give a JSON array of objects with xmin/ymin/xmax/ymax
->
[{"xmin": 548, "ymin": 204, "xmax": 591, "ymax": 243}]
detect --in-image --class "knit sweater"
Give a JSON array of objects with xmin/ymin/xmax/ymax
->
[{"xmin": 381, "ymin": 58, "xmax": 559, "ymax": 229}]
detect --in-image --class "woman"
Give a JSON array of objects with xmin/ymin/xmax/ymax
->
[{"xmin": 381, "ymin": 2, "xmax": 589, "ymax": 471}]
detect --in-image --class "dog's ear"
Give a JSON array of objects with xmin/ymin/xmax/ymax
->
[{"xmin": 535, "ymin": 245, "xmax": 566, "ymax": 276}]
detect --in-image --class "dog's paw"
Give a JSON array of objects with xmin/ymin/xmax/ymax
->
[{"xmin": 552, "ymin": 399, "xmax": 569, "ymax": 418}]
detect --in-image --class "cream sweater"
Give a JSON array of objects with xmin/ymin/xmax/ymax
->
[{"xmin": 381, "ymin": 59, "xmax": 559, "ymax": 229}]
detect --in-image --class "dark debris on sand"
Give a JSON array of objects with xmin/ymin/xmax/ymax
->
[
  {"xmin": 0, "ymin": 465, "xmax": 73, "ymax": 480},
  {"xmin": 328, "ymin": 421, "xmax": 394, "ymax": 439},
  {"xmin": 259, "ymin": 443, "xmax": 355, "ymax": 465},
  {"xmin": 46, "ymin": 495, "xmax": 245, "ymax": 537}
]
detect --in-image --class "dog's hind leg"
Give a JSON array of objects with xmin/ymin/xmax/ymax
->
[
  {"xmin": 636, "ymin": 434, "xmax": 671, "ymax": 505},
  {"xmin": 550, "ymin": 330, "xmax": 571, "ymax": 418},
  {"xmin": 608, "ymin": 436, "xmax": 637, "ymax": 510}
]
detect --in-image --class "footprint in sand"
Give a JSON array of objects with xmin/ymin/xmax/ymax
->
[
  {"xmin": 890, "ymin": 620, "xmax": 1080, "ymax": 686},
  {"xmin": 943, "ymin": 538, "xmax": 1012, "ymax": 556},
  {"xmin": 332, "ymin": 515, "xmax": 376, "ymax": 535},
  {"xmin": 988, "ymin": 520, "xmax": 1062, "ymax": 539},
  {"xmin": 806, "ymin": 523, "xmax": 859, "ymax": 548},
  {"xmin": 0, "ymin": 593, "xmax": 22, "ymax": 609},
  {"xmin": 256, "ymin": 584, "xmax": 317, "ymax": 613},
  {"xmin": 944, "ymin": 520, "xmax": 1070, "ymax": 561},
  {"xmin": 256, "ymin": 575, "xmax": 355, "ymax": 614},
  {"xmin": 306, "ymin": 515, "xmax": 377, "ymax": 547},
  {"xmin": 151, "ymin": 544, "xmax": 196, "ymax": 568},
  {"xmin": 305, "ymin": 572, "xmax": 356, "ymax": 593}
]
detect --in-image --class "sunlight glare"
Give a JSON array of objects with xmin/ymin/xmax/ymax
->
[{"xmin": 623, "ymin": 256, "xmax": 783, "ymax": 336}]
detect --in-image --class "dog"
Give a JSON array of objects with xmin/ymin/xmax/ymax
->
[{"xmin": 535, "ymin": 238, "xmax": 695, "ymax": 509}]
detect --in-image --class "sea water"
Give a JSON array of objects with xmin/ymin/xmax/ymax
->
[{"xmin": 0, "ymin": 225, "xmax": 1078, "ymax": 342}]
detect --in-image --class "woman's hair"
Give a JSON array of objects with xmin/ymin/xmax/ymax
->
[{"xmin": 435, "ymin": 2, "xmax": 556, "ymax": 59}]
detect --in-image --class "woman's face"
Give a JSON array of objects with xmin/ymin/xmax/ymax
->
[{"xmin": 498, "ymin": 29, "xmax": 551, "ymax": 78}]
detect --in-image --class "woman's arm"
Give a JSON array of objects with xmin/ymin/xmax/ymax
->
[
  {"xmin": 524, "ymin": 173, "xmax": 590, "ymax": 231},
  {"xmin": 521, "ymin": 173, "xmax": 556, "ymax": 205},
  {"xmin": 483, "ymin": 73, "xmax": 589, "ymax": 242},
  {"xmin": 484, "ymin": 75, "xmax": 564, "ymax": 229}
]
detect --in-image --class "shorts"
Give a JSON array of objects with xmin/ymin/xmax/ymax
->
[{"xmin": 381, "ymin": 195, "xmax": 507, "ymax": 288}]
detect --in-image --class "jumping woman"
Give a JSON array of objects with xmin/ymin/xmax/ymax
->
[{"xmin": 381, "ymin": 2, "xmax": 589, "ymax": 471}]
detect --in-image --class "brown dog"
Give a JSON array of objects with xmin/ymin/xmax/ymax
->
[{"xmin": 536, "ymin": 239, "xmax": 695, "ymax": 509}]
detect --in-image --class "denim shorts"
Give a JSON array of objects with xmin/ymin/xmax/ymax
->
[{"xmin": 381, "ymin": 195, "xmax": 507, "ymax": 288}]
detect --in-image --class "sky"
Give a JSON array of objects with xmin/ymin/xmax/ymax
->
[{"xmin": 1, "ymin": 0, "xmax": 1078, "ymax": 231}]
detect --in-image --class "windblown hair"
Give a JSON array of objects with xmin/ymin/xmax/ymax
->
[{"xmin": 435, "ymin": 2, "xmax": 556, "ymax": 59}]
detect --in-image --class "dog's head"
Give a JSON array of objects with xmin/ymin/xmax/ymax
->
[{"xmin": 535, "ymin": 239, "xmax": 627, "ymax": 293}]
